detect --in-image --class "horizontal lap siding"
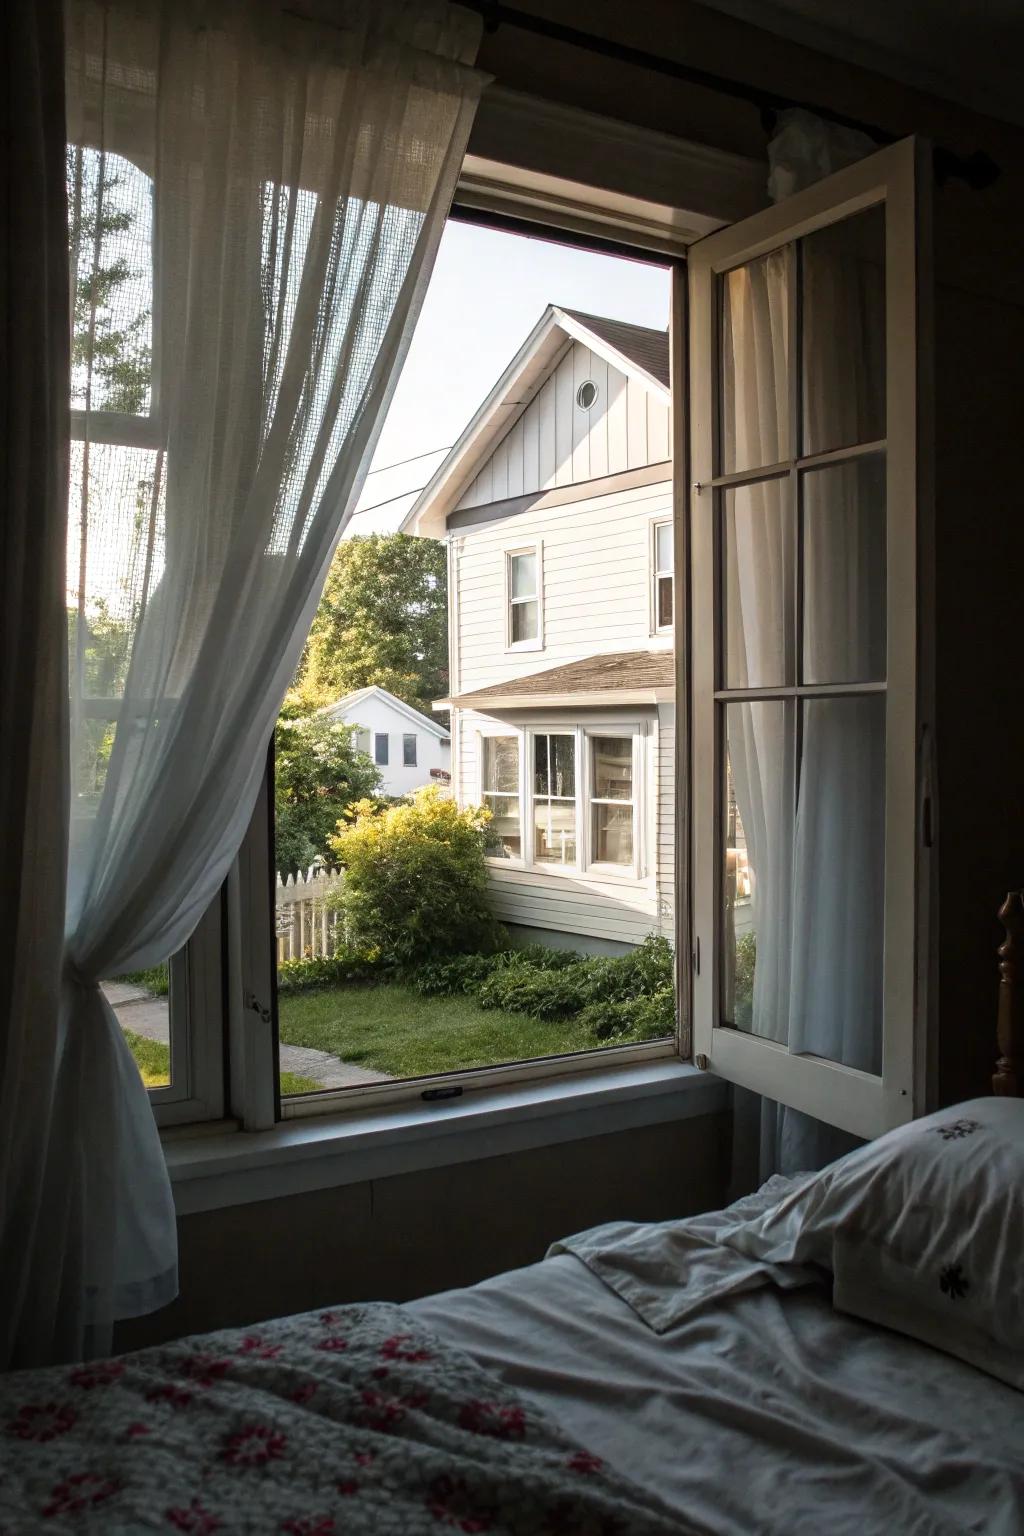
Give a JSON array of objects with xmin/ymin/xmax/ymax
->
[
  {"xmin": 656, "ymin": 702, "xmax": 675, "ymax": 940},
  {"xmin": 487, "ymin": 866, "xmax": 660, "ymax": 946},
  {"xmin": 454, "ymin": 480, "xmax": 672, "ymax": 693},
  {"xmin": 456, "ymin": 343, "xmax": 670, "ymax": 512}
]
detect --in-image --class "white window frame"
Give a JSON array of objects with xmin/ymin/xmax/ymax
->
[
  {"xmin": 374, "ymin": 731, "xmax": 389, "ymax": 766},
  {"xmin": 478, "ymin": 727, "xmax": 525, "ymax": 863},
  {"xmin": 689, "ymin": 138, "xmax": 927, "ymax": 1143},
  {"xmin": 584, "ymin": 726, "xmax": 643, "ymax": 880},
  {"xmin": 403, "ymin": 733, "xmax": 417, "ymax": 767},
  {"xmin": 505, "ymin": 542, "xmax": 544, "ymax": 652},
  {"xmin": 650, "ymin": 516, "xmax": 675, "ymax": 635}
]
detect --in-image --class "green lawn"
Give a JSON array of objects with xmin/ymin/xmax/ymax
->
[
  {"xmin": 121, "ymin": 1028, "xmax": 319, "ymax": 1096},
  {"xmin": 278, "ymin": 981, "xmax": 608, "ymax": 1081}
]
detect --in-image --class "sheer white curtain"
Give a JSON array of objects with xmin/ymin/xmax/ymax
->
[
  {"xmin": 728, "ymin": 111, "xmax": 884, "ymax": 1181},
  {"xmin": 1, "ymin": 0, "xmax": 484, "ymax": 1368}
]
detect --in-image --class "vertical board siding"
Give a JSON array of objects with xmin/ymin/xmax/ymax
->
[{"xmin": 456, "ymin": 342, "xmax": 670, "ymax": 512}]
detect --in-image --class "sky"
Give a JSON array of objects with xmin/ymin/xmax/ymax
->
[{"xmin": 348, "ymin": 221, "xmax": 672, "ymax": 534}]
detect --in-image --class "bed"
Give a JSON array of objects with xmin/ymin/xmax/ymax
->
[{"xmin": 3, "ymin": 896, "xmax": 1024, "ymax": 1534}]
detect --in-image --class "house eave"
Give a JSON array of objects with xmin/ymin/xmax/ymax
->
[{"xmin": 434, "ymin": 688, "xmax": 673, "ymax": 712}]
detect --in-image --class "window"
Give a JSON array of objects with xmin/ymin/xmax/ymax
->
[
  {"xmin": 589, "ymin": 736, "xmax": 635, "ymax": 868},
  {"xmin": 374, "ymin": 733, "xmax": 389, "ymax": 765},
  {"xmin": 576, "ymin": 379, "xmax": 599, "ymax": 410},
  {"xmin": 689, "ymin": 141, "xmax": 922, "ymax": 1140},
  {"xmin": 532, "ymin": 734, "xmax": 577, "ymax": 865},
  {"xmin": 652, "ymin": 519, "xmax": 674, "ymax": 631},
  {"xmin": 507, "ymin": 548, "xmax": 542, "ymax": 647},
  {"xmin": 481, "ymin": 736, "xmax": 521, "ymax": 858},
  {"xmin": 403, "ymin": 733, "xmax": 417, "ymax": 767}
]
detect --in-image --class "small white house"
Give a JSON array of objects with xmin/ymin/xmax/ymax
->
[
  {"xmin": 403, "ymin": 305, "xmax": 680, "ymax": 955},
  {"xmin": 322, "ymin": 685, "xmax": 451, "ymax": 799}
]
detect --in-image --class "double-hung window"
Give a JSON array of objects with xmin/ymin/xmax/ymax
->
[
  {"xmin": 652, "ymin": 520, "xmax": 674, "ymax": 632},
  {"xmin": 481, "ymin": 735, "xmax": 522, "ymax": 858},
  {"xmin": 374, "ymin": 733, "xmax": 389, "ymax": 766},
  {"xmin": 507, "ymin": 547, "xmax": 542, "ymax": 648},
  {"xmin": 589, "ymin": 735, "xmax": 636, "ymax": 870},
  {"xmin": 403, "ymin": 734, "xmax": 418, "ymax": 767}
]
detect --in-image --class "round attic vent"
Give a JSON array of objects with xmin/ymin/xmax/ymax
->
[{"xmin": 576, "ymin": 380, "xmax": 599, "ymax": 410}]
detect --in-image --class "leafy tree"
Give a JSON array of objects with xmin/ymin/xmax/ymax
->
[
  {"xmin": 292, "ymin": 533, "xmax": 448, "ymax": 717},
  {"xmin": 275, "ymin": 715, "xmax": 382, "ymax": 876},
  {"xmin": 329, "ymin": 785, "xmax": 505, "ymax": 964},
  {"xmin": 67, "ymin": 146, "xmax": 152, "ymax": 415},
  {"xmin": 67, "ymin": 600, "xmax": 133, "ymax": 799}
]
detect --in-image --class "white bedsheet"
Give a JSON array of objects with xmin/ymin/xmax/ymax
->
[{"xmin": 412, "ymin": 1250, "xmax": 1024, "ymax": 1535}]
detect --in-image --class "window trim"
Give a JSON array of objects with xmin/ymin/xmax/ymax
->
[
  {"xmin": 402, "ymin": 732, "xmax": 418, "ymax": 767},
  {"xmin": 650, "ymin": 515, "xmax": 675, "ymax": 635},
  {"xmin": 479, "ymin": 728, "xmax": 524, "ymax": 864},
  {"xmin": 374, "ymin": 731, "xmax": 390, "ymax": 766},
  {"xmin": 505, "ymin": 542, "xmax": 544, "ymax": 653}
]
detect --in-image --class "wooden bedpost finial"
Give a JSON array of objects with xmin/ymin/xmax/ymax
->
[{"xmin": 995, "ymin": 891, "xmax": 1024, "ymax": 1097}]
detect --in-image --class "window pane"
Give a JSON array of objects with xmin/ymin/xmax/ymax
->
[
  {"xmin": 483, "ymin": 735, "xmax": 518, "ymax": 793},
  {"xmin": 722, "ymin": 701, "xmax": 793, "ymax": 1041},
  {"xmin": 103, "ymin": 961, "xmax": 173, "ymax": 1088},
  {"xmin": 657, "ymin": 573, "xmax": 674, "ymax": 629},
  {"xmin": 801, "ymin": 205, "xmax": 885, "ymax": 456},
  {"xmin": 550, "ymin": 734, "xmax": 575, "ymax": 797},
  {"xmin": 68, "ymin": 148, "xmax": 154, "ymax": 416},
  {"xmin": 594, "ymin": 803, "xmax": 633, "ymax": 865},
  {"xmin": 655, "ymin": 521, "xmax": 673, "ymax": 572},
  {"xmin": 511, "ymin": 599, "xmax": 538, "ymax": 643},
  {"xmin": 719, "ymin": 250, "xmax": 789, "ymax": 475},
  {"xmin": 374, "ymin": 733, "xmax": 389, "ymax": 765},
  {"xmin": 484, "ymin": 793, "xmax": 521, "ymax": 859},
  {"xmin": 790, "ymin": 696, "xmax": 885, "ymax": 1072},
  {"xmin": 802, "ymin": 455, "xmax": 887, "ymax": 684},
  {"xmin": 403, "ymin": 734, "xmax": 417, "ymax": 766},
  {"xmin": 723, "ymin": 479, "xmax": 792, "ymax": 689},
  {"xmin": 510, "ymin": 552, "xmax": 537, "ymax": 598},
  {"xmin": 592, "ymin": 737, "xmax": 632, "ymax": 800},
  {"xmin": 535, "ymin": 799, "xmax": 577, "ymax": 864}
]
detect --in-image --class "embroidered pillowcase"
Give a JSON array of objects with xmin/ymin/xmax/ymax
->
[{"xmin": 721, "ymin": 1097, "xmax": 1024, "ymax": 1389}]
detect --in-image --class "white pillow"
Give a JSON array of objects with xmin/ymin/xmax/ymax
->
[{"xmin": 722, "ymin": 1097, "xmax": 1024, "ymax": 1389}]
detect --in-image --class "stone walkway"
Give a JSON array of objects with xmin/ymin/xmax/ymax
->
[{"xmin": 103, "ymin": 981, "xmax": 390, "ymax": 1091}]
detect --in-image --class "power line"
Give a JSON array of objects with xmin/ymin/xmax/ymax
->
[
  {"xmin": 350, "ymin": 486, "xmax": 426, "ymax": 518},
  {"xmin": 364, "ymin": 444, "xmax": 451, "ymax": 476}
]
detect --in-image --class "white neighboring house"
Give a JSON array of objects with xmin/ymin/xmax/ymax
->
[
  {"xmin": 403, "ymin": 305, "xmax": 680, "ymax": 957},
  {"xmin": 322, "ymin": 685, "xmax": 451, "ymax": 798}
]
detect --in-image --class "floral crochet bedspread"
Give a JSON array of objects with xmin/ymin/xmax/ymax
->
[{"xmin": 0, "ymin": 1301, "xmax": 691, "ymax": 1534}]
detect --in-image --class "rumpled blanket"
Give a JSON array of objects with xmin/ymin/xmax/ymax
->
[
  {"xmin": 549, "ymin": 1174, "xmax": 822, "ymax": 1334},
  {"xmin": 0, "ymin": 1300, "xmax": 694, "ymax": 1534}
]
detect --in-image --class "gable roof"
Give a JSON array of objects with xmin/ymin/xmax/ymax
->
[
  {"xmin": 402, "ymin": 304, "xmax": 670, "ymax": 539},
  {"xmin": 436, "ymin": 650, "xmax": 675, "ymax": 711},
  {"xmin": 322, "ymin": 685, "xmax": 450, "ymax": 741}
]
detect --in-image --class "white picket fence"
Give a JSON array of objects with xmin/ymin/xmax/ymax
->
[{"xmin": 275, "ymin": 867, "xmax": 344, "ymax": 963}]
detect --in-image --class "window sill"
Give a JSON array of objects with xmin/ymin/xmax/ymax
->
[{"xmin": 163, "ymin": 1060, "xmax": 724, "ymax": 1215}]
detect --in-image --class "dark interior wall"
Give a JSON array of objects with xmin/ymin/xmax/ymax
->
[{"xmin": 116, "ymin": 1112, "xmax": 727, "ymax": 1350}]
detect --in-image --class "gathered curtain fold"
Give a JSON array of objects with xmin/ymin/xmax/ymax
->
[{"xmin": 1, "ymin": 0, "xmax": 484, "ymax": 1368}]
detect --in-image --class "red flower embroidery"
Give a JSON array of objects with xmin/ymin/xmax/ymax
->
[
  {"xmin": 6, "ymin": 1402, "xmax": 76, "ymax": 1442},
  {"xmin": 221, "ymin": 1423, "xmax": 287, "ymax": 1467},
  {"xmin": 289, "ymin": 1382, "xmax": 317, "ymax": 1406},
  {"xmin": 147, "ymin": 1383, "xmax": 194, "ymax": 1410},
  {"xmin": 337, "ymin": 1480, "xmax": 359, "ymax": 1498},
  {"xmin": 457, "ymin": 1400, "xmax": 526, "ymax": 1441},
  {"xmin": 282, "ymin": 1518, "xmax": 335, "ymax": 1535},
  {"xmin": 315, "ymin": 1336, "xmax": 349, "ymax": 1354},
  {"xmin": 318, "ymin": 1312, "xmax": 341, "ymax": 1326},
  {"xmin": 358, "ymin": 1387, "xmax": 428, "ymax": 1431},
  {"xmin": 426, "ymin": 1475, "xmax": 494, "ymax": 1534},
  {"xmin": 354, "ymin": 1451, "xmax": 375, "ymax": 1467},
  {"xmin": 166, "ymin": 1497, "xmax": 223, "ymax": 1533},
  {"xmin": 69, "ymin": 1360, "xmax": 125, "ymax": 1390},
  {"xmin": 43, "ymin": 1472, "xmax": 121, "ymax": 1518},
  {"xmin": 567, "ymin": 1449, "xmax": 604, "ymax": 1475},
  {"xmin": 379, "ymin": 1334, "xmax": 433, "ymax": 1364},
  {"xmin": 237, "ymin": 1336, "xmax": 282, "ymax": 1360},
  {"xmin": 179, "ymin": 1352, "xmax": 233, "ymax": 1387},
  {"xmin": 125, "ymin": 1422, "xmax": 152, "ymax": 1440}
]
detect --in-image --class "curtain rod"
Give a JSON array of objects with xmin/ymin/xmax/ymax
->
[{"xmin": 461, "ymin": 0, "xmax": 999, "ymax": 190}]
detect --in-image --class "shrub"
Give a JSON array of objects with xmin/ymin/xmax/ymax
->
[
  {"xmin": 477, "ymin": 957, "xmax": 594, "ymax": 1021},
  {"xmin": 277, "ymin": 950, "xmax": 385, "ymax": 995},
  {"xmin": 733, "ymin": 930, "xmax": 757, "ymax": 1030},
  {"xmin": 577, "ymin": 989, "xmax": 675, "ymax": 1043},
  {"xmin": 413, "ymin": 953, "xmax": 502, "ymax": 997},
  {"xmin": 113, "ymin": 964, "xmax": 169, "ymax": 996},
  {"xmin": 329, "ymin": 785, "xmax": 506, "ymax": 966},
  {"xmin": 474, "ymin": 936, "xmax": 673, "ymax": 1023}
]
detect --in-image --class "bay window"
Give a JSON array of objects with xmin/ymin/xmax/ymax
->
[
  {"xmin": 481, "ymin": 735, "xmax": 521, "ymax": 858},
  {"xmin": 533, "ymin": 733, "xmax": 577, "ymax": 864},
  {"xmin": 590, "ymin": 736, "xmax": 635, "ymax": 869}
]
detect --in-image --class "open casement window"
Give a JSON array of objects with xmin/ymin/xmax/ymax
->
[{"xmin": 689, "ymin": 138, "xmax": 928, "ymax": 1142}]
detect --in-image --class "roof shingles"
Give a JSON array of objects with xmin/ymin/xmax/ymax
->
[
  {"xmin": 446, "ymin": 650, "xmax": 674, "ymax": 707},
  {"xmin": 558, "ymin": 309, "xmax": 669, "ymax": 389}
]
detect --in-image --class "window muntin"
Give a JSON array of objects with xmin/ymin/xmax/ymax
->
[
  {"xmin": 374, "ymin": 732, "xmax": 389, "ymax": 765},
  {"xmin": 533, "ymin": 733, "xmax": 577, "ymax": 865},
  {"xmin": 653, "ymin": 519, "xmax": 674, "ymax": 631},
  {"xmin": 508, "ymin": 548, "xmax": 541, "ymax": 647},
  {"xmin": 481, "ymin": 735, "xmax": 521, "ymax": 859},
  {"xmin": 403, "ymin": 733, "xmax": 417, "ymax": 766},
  {"xmin": 589, "ymin": 736, "xmax": 635, "ymax": 867}
]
